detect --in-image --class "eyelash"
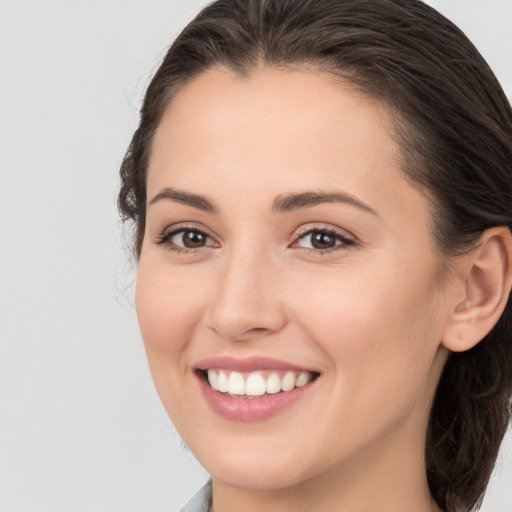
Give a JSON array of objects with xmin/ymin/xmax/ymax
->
[
  {"xmin": 154, "ymin": 224, "xmax": 215, "ymax": 255},
  {"xmin": 154, "ymin": 224, "xmax": 356, "ymax": 255},
  {"xmin": 294, "ymin": 226, "xmax": 356, "ymax": 255}
]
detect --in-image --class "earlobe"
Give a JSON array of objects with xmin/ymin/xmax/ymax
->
[{"xmin": 442, "ymin": 227, "xmax": 512, "ymax": 352}]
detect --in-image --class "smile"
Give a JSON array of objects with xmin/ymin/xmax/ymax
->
[
  {"xmin": 206, "ymin": 369, "xmax": 315, "ymax": 398},
  {"xmin": 194, "ymin": 357, "xmax": 320, "ymax": 422}
]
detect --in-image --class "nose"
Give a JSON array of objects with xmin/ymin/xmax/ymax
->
[{"xmin": 204, "ymin": 247, "xmax": 287, "ymax": 342}]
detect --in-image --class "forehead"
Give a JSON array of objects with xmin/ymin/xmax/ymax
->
[
  {"xmin": 147, "ymin": 67, "xmax": 431, "ymax": 240},
  {"xmin": 149, "ymin": 67, "xmax": 398, "ymax": 186}
]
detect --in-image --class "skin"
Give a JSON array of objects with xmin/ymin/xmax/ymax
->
[{"xmin": 135, "ymin": 67, "xmax": 469, "ymax": 512}]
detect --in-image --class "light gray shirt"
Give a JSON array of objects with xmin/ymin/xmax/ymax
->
[{"xmin": 179, "ymin": 481, "xmax": 212, "ymax": 512}]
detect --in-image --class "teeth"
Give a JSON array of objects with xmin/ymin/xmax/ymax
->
[
  {"xmin": 208, "ymin": 370, "xmax": 219, "ymax": 391},
  {"xmin": 206, "ymin": 369, "xmax": 314, "ymax": 397},
  {"xmin": 228, "ymin": 371, "xmax": 245, "ymax": 395},
  {"xmin": 296, "ymin": 371, "xmax": 309, "ymax": 387},
  {"xmin": 245, "ymin": 373, "xmax": 266, "ymax": 396},
  {"xmin": 281, "ymin": 371, "xmax": 296, "ymax": 392},
  {"xmin": 266, "ymin": 373, "xmax": 281, "ymax": 394},
  {"xmin": 218, "ymin": 370, "xmax": 229, "ymax": 392}
]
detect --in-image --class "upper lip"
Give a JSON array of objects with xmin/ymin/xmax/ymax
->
[{"xmin": 194, "ymin": 356, "xmax": 318, "ymax": 373}]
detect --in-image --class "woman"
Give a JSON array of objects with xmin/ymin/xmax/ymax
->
[{"xmin": 118, "ymin": 0, "xmax": 512, "ymax": 510}]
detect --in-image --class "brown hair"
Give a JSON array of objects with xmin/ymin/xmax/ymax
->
[{"xmin": 118, "ymin": 1, "xmax": 512, "ymax": 510}]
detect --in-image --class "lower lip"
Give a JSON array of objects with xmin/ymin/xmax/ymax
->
[{"xmin": 196, "ymin": 372, "xmax": 316, "ymax": 423}]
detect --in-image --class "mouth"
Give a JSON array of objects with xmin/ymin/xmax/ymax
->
[
  {"xmin": 198, "ymin": 368, "xmax": 319, "ymax": 398},
  {"xmin": 194, "ymin": 356, "xmax": 320, "ymax": 422}
]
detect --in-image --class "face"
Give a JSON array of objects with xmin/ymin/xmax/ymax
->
[{"xmin": 136, "ymin": 67, "xmax": 453, "ymax": 492}]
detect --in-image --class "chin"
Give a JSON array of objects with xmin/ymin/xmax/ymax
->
[
  {"xmin": 188, "ymin": 433, "xmax": 321, "ymax": 491},
  {"xmin": 208, "ymin": 460, "xmax": 309, "ymax": 491}
]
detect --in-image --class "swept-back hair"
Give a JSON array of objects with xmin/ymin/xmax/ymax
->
[{"xmin": 118, "ymin": 1, "xmax": 512, "ymax": 510}]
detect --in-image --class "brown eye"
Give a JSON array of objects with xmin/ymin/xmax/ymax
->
[
  {"xmin": 154, "ymin": 225, "xmax": 219, "ymax": 253},
  {"xmin": 310, "ymin": 231, "xmax": 337, "ymax": 249},
  {"xmin": 172, "ymin": 230, "xmax": 209, "ymax": 248},
  {"xmin": 296, "ymin": 228, "xmax": 355, "ymax": 251}
]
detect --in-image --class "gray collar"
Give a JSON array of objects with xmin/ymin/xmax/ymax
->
[{"xmin": 179, "ymin": 480, "xmax": 212, "ymax": 512}]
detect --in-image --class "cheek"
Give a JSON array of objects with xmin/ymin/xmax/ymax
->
[
  {"xmin": 284, "ymin": 264, "xmax": 445, "ymax": 461},
  {"xmin": 135, "ymin": 263, "xmax": 206, "ymax": 381},
  {"xmin": 288, "ymin": 261, "xmax": 443, "ymax": 390},
  {"xmin": 134, "ymin": 262, "xmax": 216, "ymax": 430}
]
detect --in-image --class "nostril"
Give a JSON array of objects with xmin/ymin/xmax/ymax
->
[{"xmin": 207, "ymin": 323, "xmax": 281, "ymax": 342}]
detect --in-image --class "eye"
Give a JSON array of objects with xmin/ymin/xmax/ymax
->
[
  {"xmin": 294, "ymin": 227, "xmax": 355, "ymax": 252},
  {"xmin": 155, "ymin": 226, "xmax": 216, "ymax": 252},
  {"xmin": 172, "ymin": 229, "xmax": 209, "ymax": 248}
]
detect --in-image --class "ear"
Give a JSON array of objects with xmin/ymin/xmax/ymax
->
[{"xmin": 442, "ymin": 227, "xmax": 512, "ymax": 352}]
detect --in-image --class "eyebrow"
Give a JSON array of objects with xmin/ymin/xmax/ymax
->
[
  {"xmin": 272, "ymin": 191, "xmax": 378, "ymax": 216},
  {"xmin": 148, "ymin": 187, "xmax": 218, "ymax": 213},
  {"xmin": 148, "ymin": 187, "xmax": 377, "ymax": 216}
]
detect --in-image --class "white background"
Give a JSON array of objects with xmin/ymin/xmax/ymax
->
[{"xmin": 0, "ymin": 1, "xmax": 510, "ymax": 511}]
